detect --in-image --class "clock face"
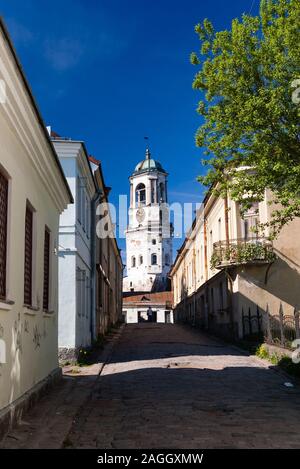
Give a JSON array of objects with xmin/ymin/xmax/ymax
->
[{"xmin": 136, "ymin": 208, "xmax": 145, "ymax": 223}]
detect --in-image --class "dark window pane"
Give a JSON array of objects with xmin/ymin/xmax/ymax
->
[{"xmin": 0, "ymin": 171, "xmax": 8, "ymax": 299}]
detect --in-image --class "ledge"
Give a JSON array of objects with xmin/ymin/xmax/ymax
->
[
  {"xmin": 43, "ymin": 310, "xmax": 55, "ymax": 318},
  {"xmin": 0, "ymin": 300, "xmax": 14, "ymax": 312},
  {"xmin": 23, "ymin": 305, "xmax": 39, "ymax": 316},
  {"xmin": 215, "ymin": 259, "xmax": 271, "ymax": 270}
]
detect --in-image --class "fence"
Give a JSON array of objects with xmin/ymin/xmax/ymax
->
[{"xmin": 242, "ymin": 304, "xmax": 300, "ymax": 349}]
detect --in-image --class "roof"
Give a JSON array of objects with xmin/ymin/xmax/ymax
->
[
  {"xmin": 51, "ymin": 137, "xmax": 98, "ymax": 192},
  {"xmin": 0, "ymin": 18, "xmax": 73, "ymax": 204},
  {"xmin": 88, "ymin": 155, "xmax": 101, "ymax": 166},
  {"xmin": 123, "ymin": 291, "xmax": 173, "ymax": 307},
  {"xmin": 133, "ymin": 148, "xmax": 166, "ymax": 175}
]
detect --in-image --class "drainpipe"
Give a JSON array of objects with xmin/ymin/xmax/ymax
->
[
  {"xmin": 90, "ymin": 189, "xmax": 104, "ymax": 343},
  {"xmin": 224, "ymin": 193, "xmax": 230, "ymax": 245},
  {"xmin": 224, "ymin": 193, "xmax": 235, "ymax": 338}
]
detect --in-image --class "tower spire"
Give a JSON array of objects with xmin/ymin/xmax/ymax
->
[{"xmin": 144, "ymin": 136, "xmax": 151, "ymax": 166}]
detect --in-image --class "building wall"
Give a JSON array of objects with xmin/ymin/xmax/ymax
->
[
  {"xmin": 0, "ymin": 23, "xmax": 70, "ymax": 412},
  {"xmin": 171, "ymin": 189, "xmax": 300, "ymax": 340},
  {"xmin": 123, "ymin": 307, "xmax": 174, "ymax": 324},
  {"xmin": 53, "ymin": 141, "xmax": 95, "ymax": 353},
  {"xmin": 94, "ymin": 167, "xmax": 123, "ymax": 337}
]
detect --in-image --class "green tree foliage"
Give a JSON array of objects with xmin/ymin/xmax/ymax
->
[{"xmin": 191, "ymin": 0, "xmax": 300, "ymax": 237}]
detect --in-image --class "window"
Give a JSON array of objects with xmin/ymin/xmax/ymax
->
[
  {"xmin": 131, "ymin": 256, "xmax": 136, "ymax": 268},
  {"xmin": 151, "ymin": 184, "xmax": 155, "ymax": 204},
  {"xmin": 24, "ymin": 204, "xmax": 33, "ymax": 306},
  {"xmin": 139, "ymin": 255, "xmax": 143, "ymax": 265},
  {"xmin": 151, "ymin": 254, "xmax": 157, "ymax": 265},
  {"xmin": 165, "ymin": 253, "xmax": 170, "ymax": 266},
  {"xmin": 0, "ymin": 170, "xmax": 8, "ymax": 300},
  {"xmin": 152, "ymin": 239, "xmax": 156, "ymax": 245},
  {"xmin": 82, "ymin": 193, "xmax": 86, "ymax": 232},
  {"xmin": 76, "ymin": 177, "xmax": 81, "ymax": 223},
  {"xmin": 218, "ymin": 218, "xmax": 222, "ymax": 241},
  {"xmin": 159, "ymin": 182, "xmax": 165, "ymax": 202},
  {"xmin": 43, "ymin": 228, "xmax": 50, "ymax": 311},
  {"xmin": 85, "ymin": 195, "xmax": 89, "ymax": 236},
  {"xmin": 136, "ymin": 183, "xmax": 146, "ymax": 206},
  {"xmin": 242, "ymin": 202, "xmax": 260, "ymax": 240}
]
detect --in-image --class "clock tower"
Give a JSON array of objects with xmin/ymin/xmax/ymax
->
[{"xmin": 123, "ymin": 148, "xmax": 173, "ymax": 292}]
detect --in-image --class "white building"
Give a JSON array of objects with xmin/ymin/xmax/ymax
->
[
  {"xmin": 123, "ymin": 148, "xmax": 173, "ymax": 293},
  {"xmin": 52, "ymin": 138, "xmax": 96, "ymax": 360},
  {"xmin": 123, "ymin": 292, "xmax": 173, "ymax": 324},
  {"xmin": 0, "ymin": 19, "xmax": 72, "ymax": 437}
]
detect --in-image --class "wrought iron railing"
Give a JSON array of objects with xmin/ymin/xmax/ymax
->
[
  {"xmin": 211, "ymin": 237, "xmax": 276, "ymax": 269},
  {"xmin": 242, "ymin": 305, "xmax": 300, "ymax": 350}
]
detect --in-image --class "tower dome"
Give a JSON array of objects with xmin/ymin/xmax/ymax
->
[{"xmin": 133, "ymin": 149, "xmax": 166, "ymax": 175}]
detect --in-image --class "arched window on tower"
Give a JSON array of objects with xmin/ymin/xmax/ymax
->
[
  {"xmin": 139, "ymin": 255, "xmax": 143, "ymax": 265},
  {"xmin": 131, "ymin": 256, "xmax": 136, "ymax": 268},
  {"xmin": 159, "ymin": 182, "xmax": 165, "ymax": 202},
  {"xmin": 136, "ymin": 183, "xmax": 146, "ymax": 206},
  {"xmin": 151, "ymin": 254, "xmax": 157, "ymax": 266}
]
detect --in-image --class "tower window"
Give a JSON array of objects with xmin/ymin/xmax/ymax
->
[
  {"xmin": 139, "ymin": 255, "xmax": 143, "ymax": 265},
  {"xmin": 151, "ymin": 254, "xmax": 157, "ymax": 265},
  {"xmin": 159, "ymin": 182, "xmax": 165, "ymax": 202},
  {"xmin": 136, "ymin": 183, "xmax": 146, "ymax": 206},
  {"xmin": 131, "ymin": 256, "xmax": 136, "ymax": 268},
  {"xmin": 165, "ymin": 254, "xmax": 170, "ymax": 266},
  {"xmin": 152, "ymin": 239, "xmax": 156, "ymax": 245}
]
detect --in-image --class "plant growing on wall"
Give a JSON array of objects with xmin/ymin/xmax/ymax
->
[{"xmin": 211, "ymin": 242, "xmax": 277, "ymax": 269}]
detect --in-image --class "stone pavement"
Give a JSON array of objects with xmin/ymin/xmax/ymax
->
[{"xmin": 1, "ymin": 324, "xmax": 300, "ymax": 449}]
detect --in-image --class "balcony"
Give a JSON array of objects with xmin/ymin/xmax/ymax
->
[{"xmin": 211, "ymin": 238, "xmax": 276, "ymax": 270}]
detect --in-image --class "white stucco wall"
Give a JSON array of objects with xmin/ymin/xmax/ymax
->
[
  {"xmin": 0, "ymin": 23, "xmax": 70, "ymax": 411},
  {"xmin": 53, "ymin": 140, "xmax": 95, "ymax": 351},
  {"xmin": 123, "ymin": 307, "xmax": 174, "ymax": 324}
]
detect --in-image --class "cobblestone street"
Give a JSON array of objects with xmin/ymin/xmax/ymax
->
[{"xmin": 2, "ymin": 324, "xmax": 300, "ymax": 449}]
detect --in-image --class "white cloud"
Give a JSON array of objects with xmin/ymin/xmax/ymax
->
[
  {"xmin": 6, "ymin": 18, "xmax": 34, "ymax": 46},
  {"xmin": 44, "ymin": 37, "xmax": 85, "ymax": 72}
]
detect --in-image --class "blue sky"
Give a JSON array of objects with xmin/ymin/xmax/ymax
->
[{"xmin": 0, "ymin": 0, "xmax": 259, "ymax": 257}]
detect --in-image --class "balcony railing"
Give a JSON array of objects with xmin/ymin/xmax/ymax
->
[{"xmin": 211, "ymin": 238, "xmax": 276, "ymax": 270}]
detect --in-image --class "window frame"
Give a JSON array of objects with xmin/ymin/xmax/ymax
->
[
  {"xmin": 0, "ymin": 169, "xmax": 8, "ymax": 301},
  {"xmin": 43, "ymin": 227, "xmax": 51, "ymax": 312},
  {"xmin": 151, "ymin": 253, "xmax": 157, "ymax": 266},
  {"xmin": 24, "ymin": 203, "xmax": 34, "ymax": 307}
]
